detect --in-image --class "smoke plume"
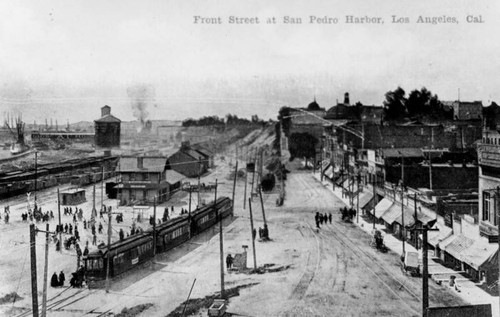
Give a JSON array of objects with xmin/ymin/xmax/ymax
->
[{"xmin": 127, "ymin": 84, "xmax": 155, "ymax": 133}]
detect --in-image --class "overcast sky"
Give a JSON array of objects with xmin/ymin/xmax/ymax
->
[{"xmin": 0, "ymin": 0, "xmax": 499, "ymax": 123}]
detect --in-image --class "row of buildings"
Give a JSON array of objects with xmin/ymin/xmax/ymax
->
[
  {"xmin": 115, "ymin": 141, "xmax": 214, "ymax": 206},
  {"xmin": 279, "ymin": 93, "xmax": 500, "ymax": 287}
]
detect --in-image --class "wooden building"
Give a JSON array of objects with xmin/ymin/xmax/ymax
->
[
  {"xmin": 94, "ymin": 105, "xmax": 121, "ymax": 148},
  {"xmin": 59, "ymin": 188, "xmax": 86, "ymax": 205}
]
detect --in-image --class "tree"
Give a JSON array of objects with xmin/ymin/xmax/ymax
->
[
  {"xmin": 288, "ymin": 132, "xmax": 318, "ymax": 167},
  {"xmin": 383, "ymin": 87, "xmax": 406, "ymax": 121},
  {"xmin": 353, "ymin": 102, "xmax": 363, "ymax": 120}
]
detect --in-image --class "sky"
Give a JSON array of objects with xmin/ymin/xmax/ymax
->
[{"xmin": 0, "ymin": 0, "xmax": 499, "ymax": 124}]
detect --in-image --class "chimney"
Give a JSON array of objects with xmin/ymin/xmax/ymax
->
[
  {"xmin": 344, "ymin": 92, "xmax": 350, "ymax": 105},
  {"xmin": 101, "ymin": 105, "xmax": 111, "ymax": 117},
  {"xmin": 137, "ymin": 156, "xmax": 144, "ymax": 169}
]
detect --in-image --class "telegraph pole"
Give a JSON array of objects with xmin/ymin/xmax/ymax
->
[
  {"xmin": 41, "ymin": 223, "xmax": 49, "ymax": 317},
  {"xmin": 34, "ymin": 151, "xmax": 38, "ymax": 209},
  {"xmin": 214, "ymin": 180, "xmax": 225, "ymax": 298},
  {"xmin": 372, "ymin": 178, "xmax": 377, "ymax": 229},
  {"xmin": 414, "ymin": 193, "xmax": 418, "ymax": 250},
  {"xmin": 231, "ymin": 162, "xmax": 238, "ymax": 217},
  {"xmin": 356, "ymin": 174, "xmax": 360, "ymax": 224},
  {"xmin": 153, "ymin": 197, "xmax": 157, "ymax": 259},
  {"xmin": 243, "ymin": 159, "xmax": 248, "ymax": 210},
  {"xmin": 428, "ymin": 152, "xmax": 433, "ymax": 191},
  {"xmin": 101, "ymin": 166, "xmax": 104, "ymax": 207},
  {"xmin": 57, "ymin": 188, "xmax": 62, "ymax": 252},
  {"xmin": 30, "ymin": 224, "xmax": 39, "ymax": 317},
  {"xmin": 188, "ymin": 183, "xmax": 192, "ymax": 238},
  {"xmin": 496, "ymin": 186, "xmax": 500, "ymax": 313},
  {"xmin": 248, "ymin": 198, "xmax": 257, "ymax": 269},
  {"xmin": 250, "ymin": 151, "xmax": 257, "ymax": 197},
  {"xmin": 197, "ymin": 157, "xmax": 202, "ymax": 208},
  {"xmin": 401, "ymin": 183, "xmax": 405, "ymax": 257},
  {"xmin": 258, "ymin": 186, "xmax": 268, "ymax": 237},
  {"xmin": 105, "ymin": 205, "xmax": 112, "ymax": 293}
]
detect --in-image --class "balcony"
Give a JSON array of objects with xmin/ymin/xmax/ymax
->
[{"xmin": 478, "ymin": 143, "xmax": 500, "ymax": 168}]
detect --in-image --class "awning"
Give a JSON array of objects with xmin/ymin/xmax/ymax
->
[
  {"xmin": 371, "ymin": 198, "xmax": 393, "ymax": 218},
  {"xmin": 381, "ymin": 203, "xmax": 403, "ymax": 225},
  {"xmin": 427, "ymin": 223, "xmax": 452, "ymax": 248},
  {"xmin": 460, "ymin": 240, "xmax": 498, "ymax": 271},
  {"xmin": 342, "ymin": 178, "xmax": 358, "ymax": 194},
  {"xmin": 321, "ymin": 160, "xmax": 330, "ymax": 171},
  {"xmin": 443, "ymin": 235, "xmax": 475, "ymax": 260},
  {"xmin": 416, "ymin": 212, "xmax": 434, "ymax": 225},
  {"xmin": 358, "ymin": 191, "xmax": 374, "ymax": 209},
  {"xmin": 393, "ymin": 205, "xmax": 416, "ymax": 227}
]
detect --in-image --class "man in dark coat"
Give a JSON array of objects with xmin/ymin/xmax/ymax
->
[
  {"xmin": 51, "ymin": 272, "xmax": 59, "ymax": 287},
  {"xmin": 226, "ymin": 254, "xmax": 233, "ymax": 270},
  {"xmin": 119, "ymin": 228, "xmax": 124, "ymax": 241},
  {"xmin": 59, "ymin": 271, "xmax": 65, "ymax": 286}
]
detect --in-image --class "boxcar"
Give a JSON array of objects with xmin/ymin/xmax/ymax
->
[{"xmin": 85, "ymin": 233, "xmax": 154, "ymax": 279}]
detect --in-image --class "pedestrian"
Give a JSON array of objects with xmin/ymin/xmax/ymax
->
[
  {"xmin": 263, "ymin": 224, "xmax": 269, "ymax": 239},
  {"xmin": 252, "ymin": 228, "xmax": 256, "ymax": 240},
  {"xmin": 50, "ymin": 210, "xmax": 54, "ymax": 219},
  {"xmin": 91, "ymin": 224, "xmax": 96, "ymax": 235},
  {"xmin": 64, "ymin": 223, "xmax": 68, "ymax": 233},
  {"xmin": 98, "ymin": 222, "xmax": 103, "ymax": 234},
  {"xmin": 69, "ymin": 224, "xmax": 73, "ymax": 235},
  {"xmin": 226, "ymin": 254, "xmax": 233, "ymax": 270},
  {"xmin": 119, "ymin": 228, "xmax": 124, "ymax": 241},
  {"xmin": 59, "ymin": 271, "xmax": 65, "ymax": 287},
  {"xmin": 83, "ymin": 219, "xmax": 87, "ymax": 229},
  {"xmin": 75, "ymin": 229, "xmax": 80, "ymax": 241},
  {"xmin": 83, "ymin": 245, "xmax": 89, "ymax": 257},
  {"xmin": 329, "ymin": 213, "xmax": 332, "ymax": 224},
  {"xmin": 92, "ymin": 233, "xmax": 97, "ymax": 245},
  {"xmin": 51, "ymin": 272, "xmax": 59, "ymax": 287}
]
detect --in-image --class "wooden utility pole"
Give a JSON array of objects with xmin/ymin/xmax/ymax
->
[
  {"xmin": 401, "ymin": 153, "xmax": 405, "ymax": 257},
  {"xmin": 105, "ymin": 204, "xmax": 112, "ymax": 293},
  {"xmin": 30, "ymin": 224, "xmax": 39, "ymax": 317},
  {"xmin": 57, "ymin": 188, "xmax": 62, "ymax": 252},
  {"xmin": 214, "ymin": 180, "xmax": 225, "ymax": 298},
  {"xmin": 414, "ymin": 193, "xmax": 418, "ymax": 250},
  {"xmin": 248, "ymin": 198, "xmax": 257, "ymax": 269},
  {"xmin": 250, "ymin": 151, "xmax": 257, "ymax": 197},
  {"xmin": 101, "ymin": 166, "xmax": 104, "ymax": 207},
  {"xmin": 34, "ymin": 151, "xmax": 38, "ymax": 209},
  {"xmin": 153, "ymin": 197, "xmax": 157, "ymax": 258},
  {"xmin": 41, "ymin": 223, "xmax": 49, "ymax": 317},
  {"xmin": 258, "ymin": 187, "xmax": 268, "ymax": 235},
  {"xmin": 356, "ymin": 174, "xmax": 360, "ymax": 224},
  {"xmin": 372, "ymin": 178, "xmax": 377, "ymax": 230},
  {"xmin": 243, "ymin": 161, "xmax": 248, "ymax": 210},
  {"xmin": 197, "ymin": 157, "xmax": 202, "ymax": 208},
  {"xmin": 91, "ymin": 184, "xmax": 96, "ymax": 228},
  {"xmin": 496, "ymin": 186, "xmax": 500, "ymax": 313},
  {"xmin": 231, "ymin": 162, "xmax": 238, "ymax": 217},
  {"xmin": 188, "ymin": 184, "xmax": 192, "ymax": 238},
  {"xmin": 422, "ymin": 227, "xmax": 429, "ymax": 315},
  {"xmin": 428, "ymin": 152, "xmax": 433, "ymax": 191}
]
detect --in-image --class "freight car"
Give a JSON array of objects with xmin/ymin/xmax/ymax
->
[{"xmin": 84, "ymin": 196, "xmax": 233, "ymax": 280}]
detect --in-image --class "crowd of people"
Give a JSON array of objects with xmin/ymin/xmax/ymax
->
[{"xmin": 315, "ymin": 211, "xmax": 333, "ymax": 229}]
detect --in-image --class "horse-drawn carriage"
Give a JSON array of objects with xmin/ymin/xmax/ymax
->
[{"xmin": 370, "ymin": 229, "xmax": 388, "ymax": 253}]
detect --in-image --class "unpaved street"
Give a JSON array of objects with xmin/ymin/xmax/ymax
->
[{"xmin": 1, "ymin": 164, "xmax": 465, "ymax": 317}]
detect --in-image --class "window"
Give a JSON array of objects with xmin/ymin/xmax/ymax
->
[{"xmin": 483, "ymin": 192, "xmax": 490, "ymax": 221}]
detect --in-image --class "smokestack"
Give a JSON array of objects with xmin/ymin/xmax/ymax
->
[{"xmin": 344, "ymin": 92, "xmax": 350, "ymax": 105}]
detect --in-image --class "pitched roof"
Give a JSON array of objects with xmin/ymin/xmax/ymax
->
[
  {"xmin": 118, "ymin": 156, "xmax": 167, "ymax": 172},
  {"xmin": 444, "ymin": 235, "xmax": 475, "ymax": 259},
  {"xmin": 165, "ymin": 170, "xmax": 185, "ymax": 184},
  {"xmin": 184, "ymin": 149, "xmax": 205, "ymax": 161},
  {"xmin": 371, "ymin": 198, "xmax": 393, "ymax": 218},
  {"xmin": 460, "ymin": 239, "xmax": 498, "ymax": 270},
  {"xmin": 95, "ymin": 114, "xmax": 121, "ymax": 123}
]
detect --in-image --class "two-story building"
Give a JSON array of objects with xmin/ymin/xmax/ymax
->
[{"xmin": 116, "ymin": 156, "xmax": 174, "ymax": 205}]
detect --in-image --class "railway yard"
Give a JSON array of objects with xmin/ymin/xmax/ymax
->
[{"xmin": 0, "ymin": 142, "xmax": 467, "ymax": 317}]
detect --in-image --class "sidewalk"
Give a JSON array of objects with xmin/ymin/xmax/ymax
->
[{"xmin": 311, "ymin": 172, "xmax": 499, "ymax": 317}]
